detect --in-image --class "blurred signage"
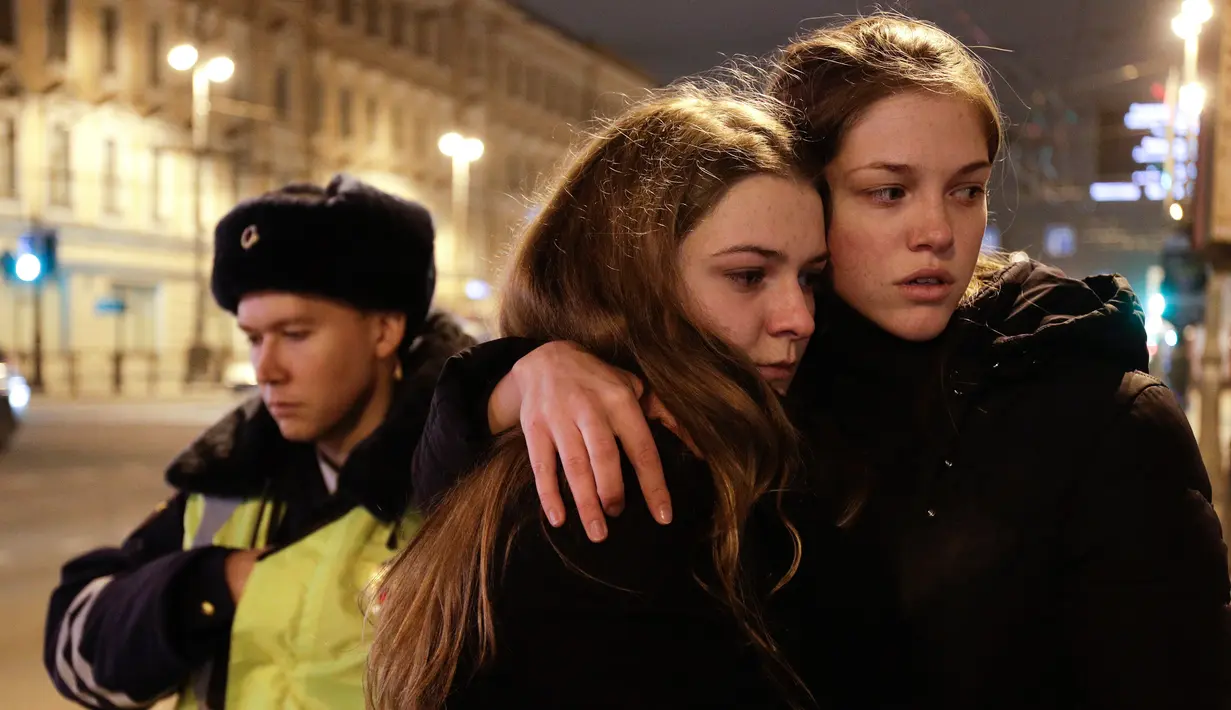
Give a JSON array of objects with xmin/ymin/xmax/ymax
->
[
  {"xmin": 1045, "ymin": 224, "xmax": 1077, "ymax": 257},
  {"xmin": 95, "ymin": 296, "xmax": 126, "ymax": 314},
  {"xmin": 1089, "ymin": 182, "xmax": 1141, "ymax": 202}
]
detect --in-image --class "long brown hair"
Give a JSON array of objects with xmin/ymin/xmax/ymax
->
[
  {"xmin": 366, "ymin": 84, "xmax": 814, "ymax": 710},
  {"xmin": 767, "ymin": 13, "xmax": 1009, "ymax": 300}
]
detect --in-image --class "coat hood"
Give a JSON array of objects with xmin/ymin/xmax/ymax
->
[{"xmin": 954, "ymin": 260, "xmax": 1149, "ymax": 378}]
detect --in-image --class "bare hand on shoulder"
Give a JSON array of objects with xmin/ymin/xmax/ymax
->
[{"xmin": 488, "ymin": 341, "xmax": 673, "ymax": 543}]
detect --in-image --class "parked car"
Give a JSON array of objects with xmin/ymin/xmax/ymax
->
[
  {"xmin": 0, "ymin": 347, "xmax": 29, "ymax": 451},
  {"xmin": 222, "ymin": 359, "xmax": 257, "ymax": 392}
]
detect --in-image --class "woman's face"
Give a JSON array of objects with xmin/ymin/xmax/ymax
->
[
  {"xmin": 679, "ymin": 174, "xmax": 828, "ymax": 395},
  {"xmin": 825, "ymin": 92, "xmax": 992, "ymax": 342}
]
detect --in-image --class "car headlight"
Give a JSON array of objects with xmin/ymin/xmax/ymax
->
[{"xmin": 8, "ymin": 375, "xmax": 29, "ymax": 412}]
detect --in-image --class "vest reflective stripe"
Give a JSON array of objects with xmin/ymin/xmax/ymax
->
[
  {"xmin": 192, "ymin": 497, "xmax": 242, "ymax": 549},
  {"xmin": 174, "ymin": 495, "xmax": 421, "ymax": 710}
]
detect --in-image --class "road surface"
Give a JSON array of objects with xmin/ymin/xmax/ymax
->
[{"xmin": 0, "ymin": 396, "xmax": 242, "ymax": 709}]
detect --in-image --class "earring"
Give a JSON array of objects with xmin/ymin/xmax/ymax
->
[{"xmin": 394, "ymin": 361, "xmax": 404, "ymax": 381}]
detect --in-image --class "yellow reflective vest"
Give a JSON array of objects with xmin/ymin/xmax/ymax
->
[{"xmin": 174, "ymin": 495, "xmax": 419, "ymax": 710}]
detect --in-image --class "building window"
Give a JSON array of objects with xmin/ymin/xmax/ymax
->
[
  {"xmin": 48, "ymin": 0, "xmax": 69, "ymax": 62},
  {"xmin": 338, "ymin": 88, "xmax": 353, "ymax": 137},
  {"xmin": 338, "ymin": 0, "xmax": 353, "ymax": 25},
  {"xmin": 0, "ymin": 0, "xmax": 15, "ymax": 45},
  {"xmin": 101, "ymin": 6, "xmax": 120, "ymax": 74},
  {"xmin": 102, "ymin": 138, "xmax": 120, "ymax": 214},
  {"xmin": 506, "ymin": 58, "xmax": 523, "ymax": 98},
  {"xmin": 308, "ymin": 79, "xmax": 322, "ymax": 134},
  {"xmin": 48, "ymin": 125, "xmax": 71, "ymax": 208},
  {"xmin": 364, "ymin": 0, "xmax": 380, "ymax": 37},
  {"xmin": 432, "ymin": 23, "xmax": 448, "ymax": 66},
  {"xmin": 274, "ymin": 66, "xmax": 290, "ymax": 121},
  {"xmin": 0, "ymin": 118, "xmax": 16, "ymax": 198},
  {"xmin": 526, "ymin": 66, "xmax": 542, "ymax": 106},
  {"xmin": 391, "ymin": 105, "xmax": 403, "ymax": 149},
  {"xmin": 413, "ymin": 113, "xmax": 428, "ymax": 159},
  {"xmin": 389, "ymin": 1, "xmax": 404, "ymax": 47},
  {"xmin": 365, "ymin": 96, "xmax": 378, "ymax": 144},
  {"xmin": 148, "ymin": 22, "xmax": 163, "ymax": 87},
  {"xmin": 413, "ymin": 17, "xmax": 432, "ymax": 58}
]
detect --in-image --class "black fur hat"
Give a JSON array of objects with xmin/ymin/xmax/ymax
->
[{"xmin": 210, "ymin": 174, "xmax": 436, "ymax": 329}]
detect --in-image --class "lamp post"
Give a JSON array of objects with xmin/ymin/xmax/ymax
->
[
  {"xmin": 438, "ymin": 132, "xmax": 484, "ymax": 304},
  {"xmin": 167, "ymin": 43, "xmax": 234, "ymax": 384},
  {"xmin": 1171, "ymin": 0, "xmax": 1224, "ymax": 503}
]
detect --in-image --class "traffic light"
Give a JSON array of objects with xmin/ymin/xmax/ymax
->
[
  {"xmin": 1, "ymin": 228, "xmax": 57, "ymax": 284},
  {"xmin": 1160, "ymin": 243, "xmax": 1207, "ymax": 329}
]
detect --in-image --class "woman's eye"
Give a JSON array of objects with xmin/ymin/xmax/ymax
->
[
  {"xmin": 726, "ymin": 270, "xmax": 766, "ymax": 289},
  {"xmin": 869, "ymin": 186, "xmax": 906, "ymax": 203},
  {"xmin": 956, "ymin": 185, "xmax": 987, "ymax": 201}
]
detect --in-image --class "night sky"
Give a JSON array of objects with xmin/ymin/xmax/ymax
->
[{"xmin": 513, "ymin": 0, "xmax": 1183, "ymax": 120}]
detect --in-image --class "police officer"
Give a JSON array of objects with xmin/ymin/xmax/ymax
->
[{"xmin": 43, "ymin": 175, "xmax": 473, "ymax": 709}]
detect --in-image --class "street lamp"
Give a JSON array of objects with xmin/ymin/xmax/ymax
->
[
  {"xmin": 438, "ymin": 132, "xmax": 484, "ymax": 302},
  {"xmin": 167, "ymin": 44, "xmax": 233, "ymax": 384}
]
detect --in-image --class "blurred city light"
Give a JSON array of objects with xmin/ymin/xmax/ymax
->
[
  {"xmin": 1089, "ymin": 182, "xmax": 1141, "ymax": 202},
  {"xmin": 1170, "ymin": 202, "xmax": 1185, "ymax": 221},
  {"xmin": 465, "ymin": 279, "xmax": 492, "ymax": 301},
  {"xmin": 438, "ymin": 132, "xmax": 484, "ymax": 162},
  {"xmin": 204, "ymin": 57, "xmax": 235, "ymax": 83},
  {"xmin": 7, "ymin": 375, "xmax": 29, "ymax": 411},
  {"xmin": 1173, "ymin": 13, "xmax": 1203, "ymax": 39},
  {"xmin": 167, "ymin": 44, "xmax": 199, "ymax": 71},
  {"xmin": 14, "ymin": 253, "xmax": 41, "ymax": 282},
  {"xmin": 1179, "ymin": 82, "xmax": 1207, "ymax": 117},
  {"xmin": 1165, "ymin": 329, "xmax": 1180, "ymax": 347},
  {"xmin": 1183, "ymin": 0, "xmax": 1214, "ymax": 25},
  {"xmin": 1149, "ymin": 292, "xmax": 1168, "ymax": 317}
]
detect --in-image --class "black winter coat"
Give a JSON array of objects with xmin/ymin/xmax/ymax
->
[
  {"xmin": 411, "ymin": 263, "xmax": 1231, "ymax": 709},
  {"xmin": 44, "ymin": 313, "xmax": 473, "ymax": 710}
]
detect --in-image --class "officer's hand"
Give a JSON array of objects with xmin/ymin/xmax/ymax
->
[
  {"xmin": 224, "ymin": 549, "xmax": 264, "ymax": 602},
  {"xmin": 489, "ymin": 341, "xmax": 671, "ymax": 543}
]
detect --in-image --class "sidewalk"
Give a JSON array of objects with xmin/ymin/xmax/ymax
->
[{"xmin": 20, "ymin": 391, "xmax": 249, "ymax": 426}]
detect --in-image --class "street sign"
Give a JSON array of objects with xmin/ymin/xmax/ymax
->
[{"xmin": 95, "ymin": 296, "xmax": 127, "ymax": 314}]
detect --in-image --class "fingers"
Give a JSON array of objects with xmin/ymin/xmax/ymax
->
[
  {"xmin": 578, "ymin": 417, "xmax": 626, "ymax": 517},
  {"xmin": 614, "ymin": 401, "xmax": 672, "ymax": 525},
  {"xmin": 526, "ymin": 420, "xmax": 565, "ymax": 528},
  {"xmin": 554, "ymin": 423, "xmax": 608, "ymax": 542}
]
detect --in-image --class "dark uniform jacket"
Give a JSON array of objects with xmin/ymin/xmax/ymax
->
[{"xmin": 44, "ymin": 314, "xmax": 472, "ymax": 709}]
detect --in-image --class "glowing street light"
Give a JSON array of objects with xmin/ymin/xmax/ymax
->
[
  {"xmin": 1170, "ymin": 202, "xmax": 1185, "ymax": 221},
  {"xmin": 167, "ymin": 43, "xmax": 236, "ymax": 382},
  {"xmin": 438, "ymin": 132, "xmax": 485, "ymax": 163},
  {"xmin": 1179, "ymin": 82, "xmax": 1207, "ymax": 118},
  {"xmin": 166, "ymin": 43, "xmax": 199, "ymax": 71},
  {"xmin": 203, "ymin": 56, "xmax": 235, "ymax": 83},
  {"xmin": 439, "ymin": 132, "xmax": 485, "ymax": 295}
]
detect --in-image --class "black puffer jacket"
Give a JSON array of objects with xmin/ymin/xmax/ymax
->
[
  {"xmin": 411, "ymin": 264, "xmax": 1231, "ymax": 709},
  {"xmin": 798, "ymin": 260, "xmax": 1231, "ymax": 709}
]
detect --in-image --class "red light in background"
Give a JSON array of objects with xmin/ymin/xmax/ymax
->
[{"xmin": 1151, "ymin": 82, "xmax": 1166, "ymax": 100}]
